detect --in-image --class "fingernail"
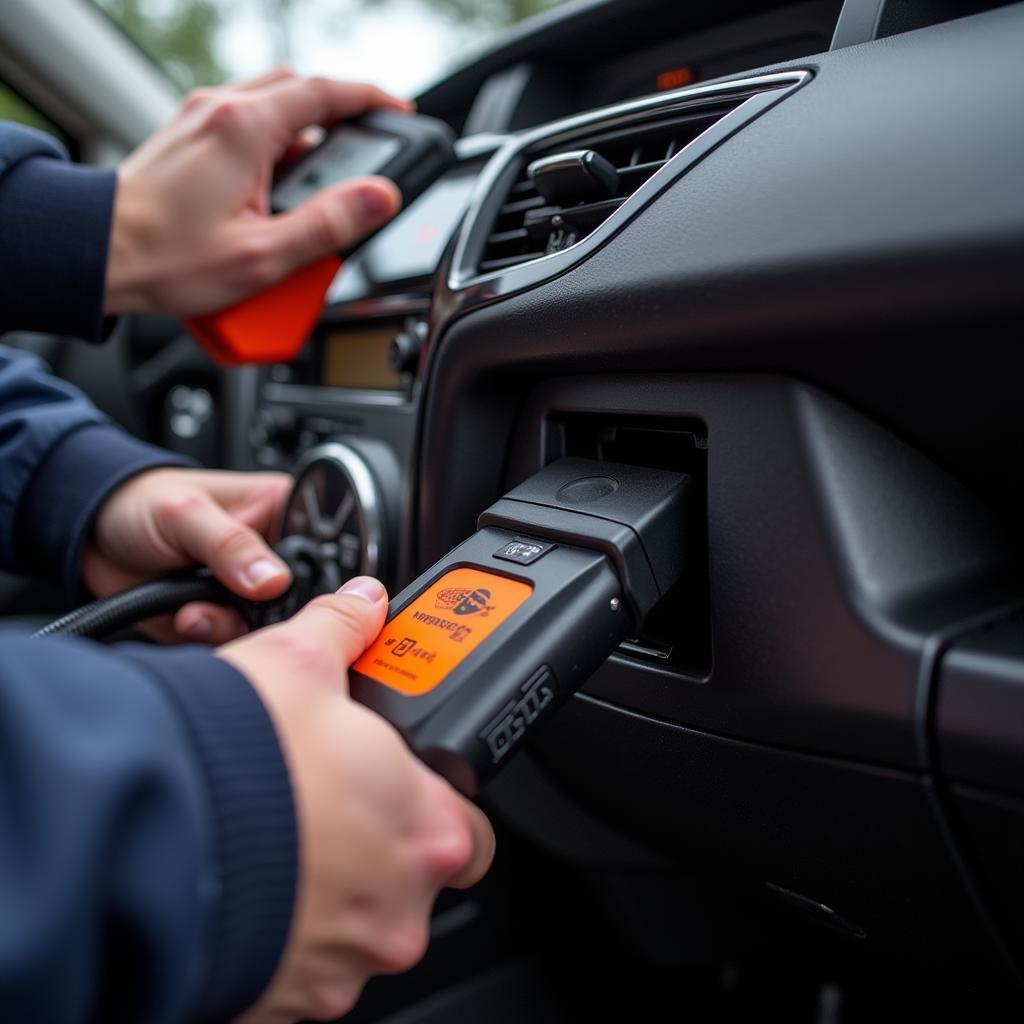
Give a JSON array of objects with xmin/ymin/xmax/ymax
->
[
  {"xmin": 186, "ymin": 615, "xmax": 213, "ymax": 640},
  {"xmin": 339, "ymin": 576, "xmax": 387, "ymax": 604},
  {"xmin": 244, "ymin": 558, "xmax": 286, "ymax": 589},
  {"xmin": 355, "ymin": 186, "xmax": 392, "ymax": 223}
]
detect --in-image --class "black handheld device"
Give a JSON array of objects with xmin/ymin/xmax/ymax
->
[
  {"xmin": 350, "ymin": 458, "xmax": 691, "ymax": 796},
  {"xmin": 271, "ymin": 109, "xmax": 457, "ymax": 248},
  {"xmin": 186, "ymin": 110, "xmax": 457, "ymax": 365}
]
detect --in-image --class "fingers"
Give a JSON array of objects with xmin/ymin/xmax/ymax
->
[
  {"xmin": 175, "ymin": 601, "xmax": 250, "ymax": 645},
  {"xmin": 155, "ymin": 490, "xmax": 292, "ymax": 599},
  {"xmin": 262, "ymin": 175, "xmax": 401, "ymax": 277},
  {"xmin": 259, "ymin": 76, "xmax": 412, "ymax": 136},
  {"xmin": 193, "ymin": 471, "xmax": 292, "ymax": 541},
  {"xmin": 294, "ymin": 576, "xmax": 389, "ymax": 668}
]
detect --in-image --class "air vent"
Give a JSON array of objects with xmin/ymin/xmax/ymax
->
[
  {"xmin": 447, "ymin": 73, "xmax": 811, "ymax": 297},
  {"xmin": 478, "ymin": 107, "xmax": 739, "ymax": 274}
]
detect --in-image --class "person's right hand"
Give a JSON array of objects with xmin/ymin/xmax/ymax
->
[
  {"xmin": 218, "ymin": 576, "xmax": 495, "ymax": 1023},
  {"xmin": 105, "ymin": 69, "xmax": 409, "ymax": 318}
]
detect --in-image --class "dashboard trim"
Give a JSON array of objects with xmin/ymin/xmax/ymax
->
[
  {"xmin": 263, "ymin": 382, "xmax": 409, "ymax": 409},
  {"xmin": 321, "ymin": 294, "xmax": 429, "ymax": 322}
]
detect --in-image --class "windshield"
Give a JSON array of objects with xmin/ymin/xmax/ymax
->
[{"xmin": 92, "ymin": 0, "xmax": 576, "ymax": 96}]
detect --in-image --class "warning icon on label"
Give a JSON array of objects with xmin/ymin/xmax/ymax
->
[{"xmin": 435, "ymin": 587, "xmax": 495, "ymax": 617}]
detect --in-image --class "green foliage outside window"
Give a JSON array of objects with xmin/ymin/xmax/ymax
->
[
  {"xmin": 0, "ymin": 84, "xmax": 69, "ymax": 146},
  {"xmin": 94, "ymin": 0, "xmax": 226, "ymax": 88}
]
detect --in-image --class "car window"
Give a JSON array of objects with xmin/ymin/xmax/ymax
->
[
  {"xmin": 89, "ymin": 0, "xmax": 576, "ymax": 95},
  {"xmin": 0, "ymin": 81, "xmax": 72, "ymax": 150}
]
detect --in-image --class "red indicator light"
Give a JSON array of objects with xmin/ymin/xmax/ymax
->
[
  {"xmin": 416, "ymin": 223, "xmax": 440, "ymax": 245},
  {"xmin": 657, "ymin": 67, "xmax": 695, "ymax": 91}
]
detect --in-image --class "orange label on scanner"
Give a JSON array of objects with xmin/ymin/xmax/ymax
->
[{"xmin": 353, "ymin": 568, "xmax": 533, "ymax": 696}]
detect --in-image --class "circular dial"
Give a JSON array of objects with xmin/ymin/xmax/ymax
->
[{"xmin": 278, "ymin": 442, "xmax": 385, "ymax": 598}]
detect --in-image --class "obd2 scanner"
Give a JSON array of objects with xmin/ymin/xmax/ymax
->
[{"xmin": 349, "ymin": 458, "xmax": 690, "ymax": 795}]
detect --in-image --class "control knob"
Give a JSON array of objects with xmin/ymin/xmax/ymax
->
[{"xmin": 388, "ymin": 317, "xmax": 428, "ymax": 375}]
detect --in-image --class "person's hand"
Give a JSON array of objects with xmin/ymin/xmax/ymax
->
[
  {"xmin": 105, "ymin": 69, "xmax": 410, "ymax": 317},
  {"xmin": 220, "ymin": 576, "xmax": 495, "ymax": 1023},
  {"xmin": 83, "ymin": 467, "xmax": 293, "ymax": 644}
]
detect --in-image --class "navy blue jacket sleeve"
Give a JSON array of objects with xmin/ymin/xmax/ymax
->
[
  {"xmin": 0, "ymin": 347, "xmax": 190, "ymax": 590},
  {"xmin": 0, "ymin": 121, "xmax": 190, "ymax": 590},
  {"xmin": 0, "ymin": 122, "xmax": 116, "ymax": 342},
  {"xmin": 0, "ymin": 636, "xmax": 297, "ymax": 1022}
]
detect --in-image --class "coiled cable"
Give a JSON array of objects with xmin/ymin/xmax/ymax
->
[{"xmin": 32, "ymin": 570, "xmax": 242, "ymax": 640}]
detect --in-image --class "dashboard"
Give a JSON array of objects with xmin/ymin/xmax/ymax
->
[{"xmin": 226, "ymin": 0, "xmax": 1024, "ymax": 1012}]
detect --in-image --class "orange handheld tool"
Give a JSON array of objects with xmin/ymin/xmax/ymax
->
[{"xmin": 185, "ymin": 111, "xmax": 456, "ymax": 367}]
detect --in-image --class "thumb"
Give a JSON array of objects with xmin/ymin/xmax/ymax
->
[
  {"xmin": 292, "ymin": 576, "xmax": 389, "ymax": 671},
  {"xmin": 267, "ymin": 176, "xmax": 402, "ymax": 277}
]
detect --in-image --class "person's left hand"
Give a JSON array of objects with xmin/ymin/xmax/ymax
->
[{"xmin": 83, "ymin": 467, "xmax": 293, "ymax": 644}]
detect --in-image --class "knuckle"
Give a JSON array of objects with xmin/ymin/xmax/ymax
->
[
  {"xmin": 307, "ymin": 75, "xmax": 334, "ymax": 100},
  {"xmin": 157, "ymin": 492, "xmax": 205, "ymax": 527},
  {"xmin": 307, "ymin": 983, "xmax": 359, "ymax": 1021},
  {"xmin": 181, "ymin": 87, "xmax": 213, "ymax": 113},
  {"xmin": 202, "ymin": 96, "xmax": 249, "ymax": 139},
  {"xmin": 374, "ymin": 922, "xmax": 429, "ymax": 974},
  {"xmin": 425, "ymin": 821, "xmax": 474, "ymax": 884}
]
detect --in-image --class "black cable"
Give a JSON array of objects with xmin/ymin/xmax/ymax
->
[
  {"xmin": 33, "ymin": 535, "xmax": 328, "ymax": 641},
  {"xmin": 32, "ymin": 570, "xmax": 240, "ymax": 640}
]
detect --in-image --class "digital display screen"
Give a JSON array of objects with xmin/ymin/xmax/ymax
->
[
  {"xmin": 273, "ymin": 128, "xmax": 401, "ymax": 211},
  {"xmin": 327, "ymin": 166, "xmax": 480, "ymax": 302},
  {"xmin": 321, "ymin": 325, "xmax": 405, "ymax": 391}
]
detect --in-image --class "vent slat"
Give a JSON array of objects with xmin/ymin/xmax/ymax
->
[
  {"xmin": 616, "ymin": 159, "xmax": 666, "ymax": 176},
  {"xmin": 487, "ymin": 227, "xmax": 529, "ymax": 245},
  {"xmin": 498, "ymin": 195, "xmax": 547, "ymax": 216}
]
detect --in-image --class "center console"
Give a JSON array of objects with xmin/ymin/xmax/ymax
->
[{"xmin": 234, "ymin": 143, "xmax": 497, "ymax": 590}]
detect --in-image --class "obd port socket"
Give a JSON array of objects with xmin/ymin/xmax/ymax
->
[{"xmin": 542, "ymin": 414, "xmax": 711, "ymax": 678}]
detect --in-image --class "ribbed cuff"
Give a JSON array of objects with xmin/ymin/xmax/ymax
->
[
  {"xmin": 119, "ymin": 645, "xmax": 298, "ymax": 1022},
  {"xmin": 0, "ymin": 156, "xmax": 117, "ymax": 342},
  {"xmin": 16, "ymin": 424, "xmax": 194, "ymax": 591}
]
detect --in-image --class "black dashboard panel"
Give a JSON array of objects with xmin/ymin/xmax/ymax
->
[
  {"xmin": 500, "ymin": 373, "xmax": 1012, "ymax": 767},
  {"xmin": 419, "ymin": 5, "xmax": 1024, "ymax": 556},
  {"xmin": 399, "ymin": 3, "xmax": 1024, "ymax": 993}
]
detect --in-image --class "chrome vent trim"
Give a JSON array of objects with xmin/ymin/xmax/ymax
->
[{"xmin": 441, "ymin": 71, "xmax": 811, "ymax": 308}]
